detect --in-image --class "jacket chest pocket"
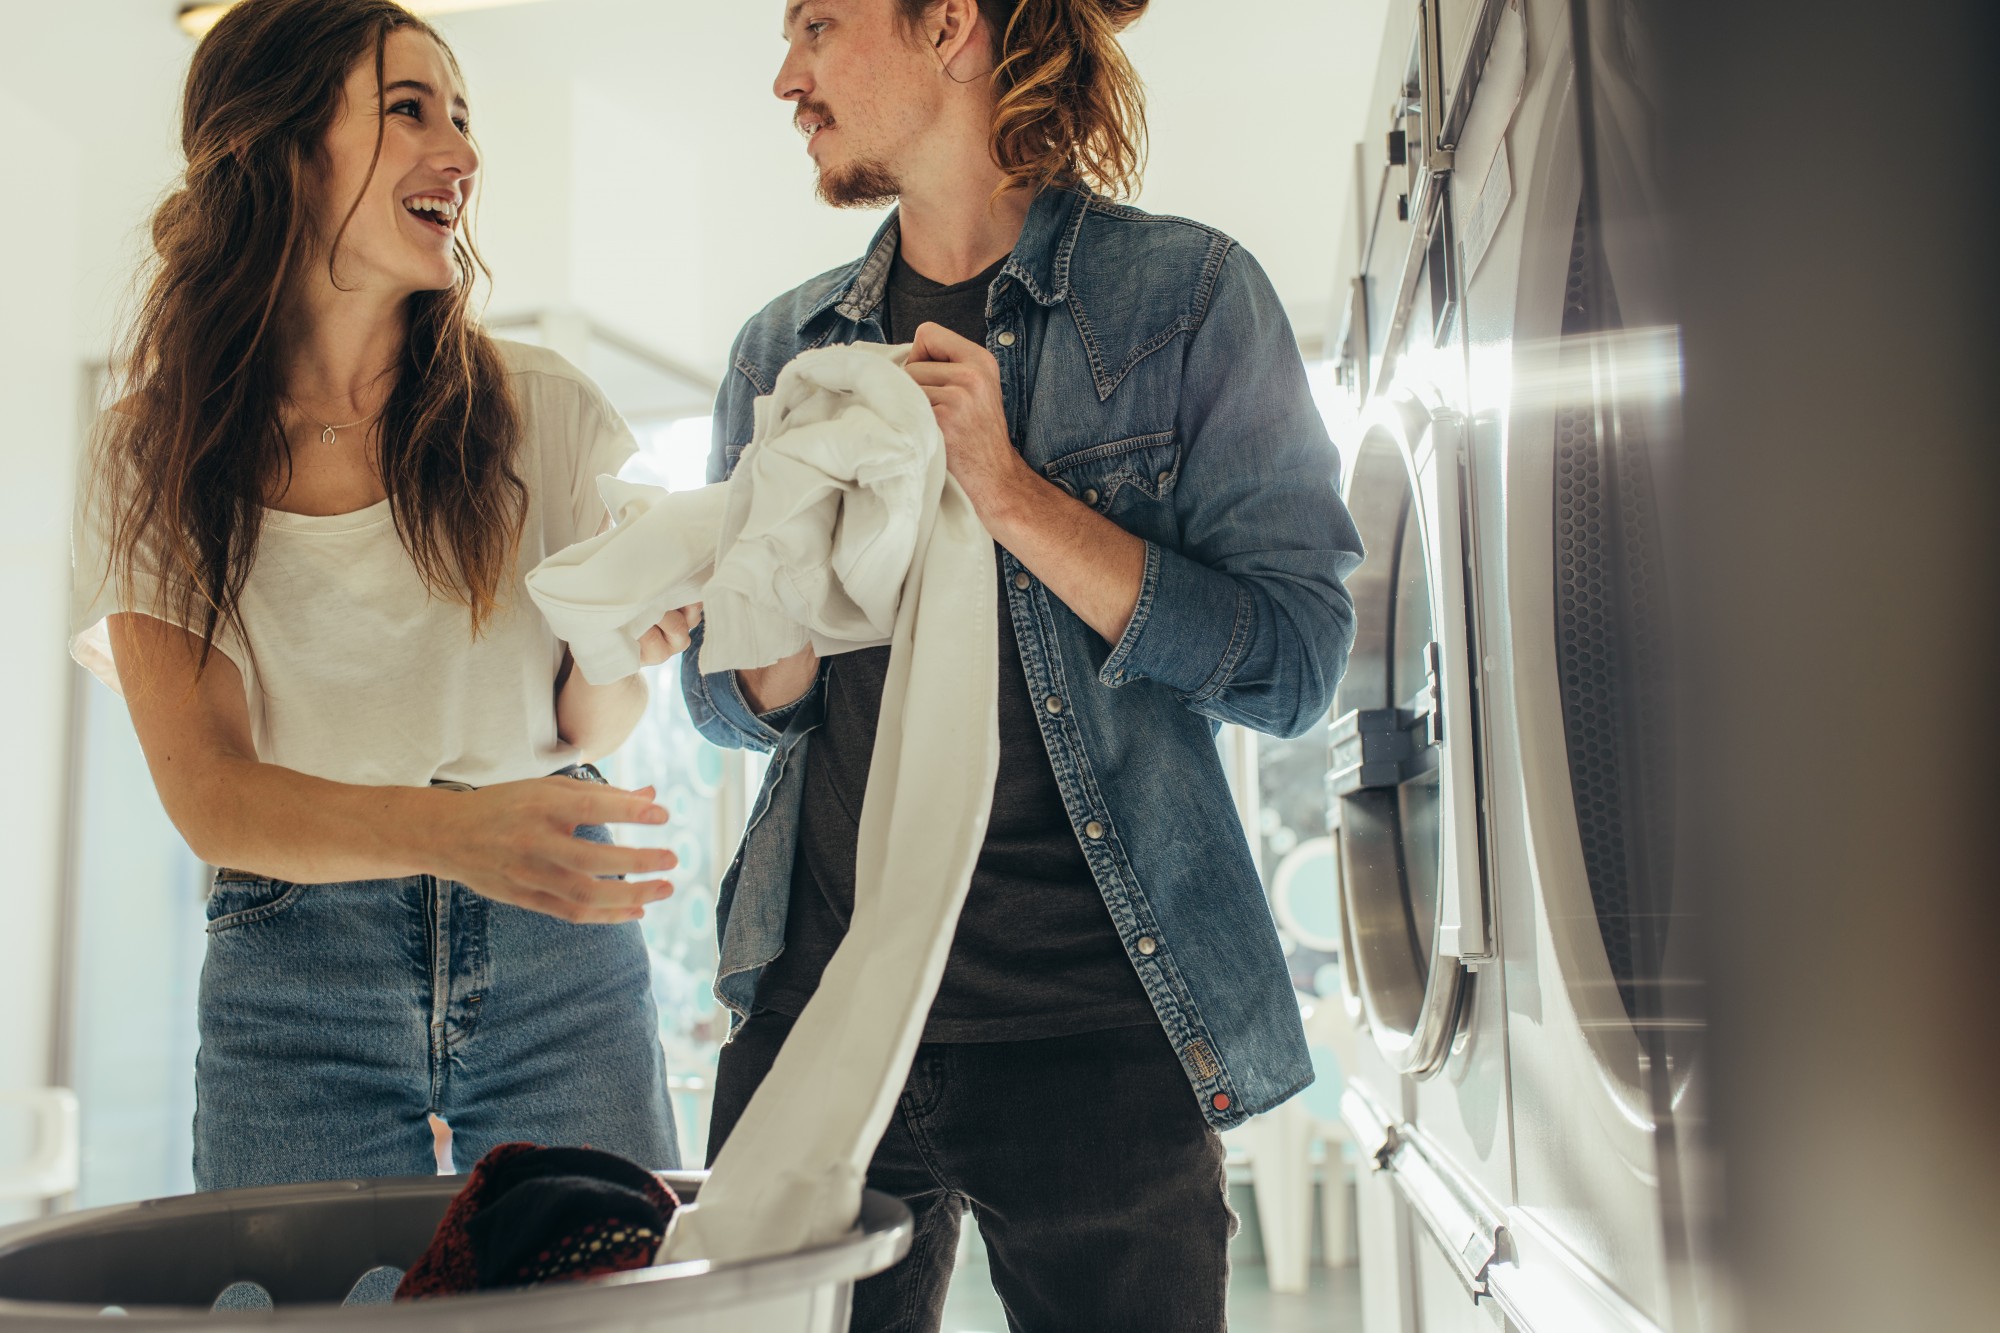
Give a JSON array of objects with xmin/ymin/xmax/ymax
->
[{"xmin": 1042, "ymin": 431, "xmax": 1182, "ymax": 536}]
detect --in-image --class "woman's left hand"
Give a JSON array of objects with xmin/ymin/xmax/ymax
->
[{"xmin": 639, "ymin": 603, "xmax": 702, "ymax": 666}]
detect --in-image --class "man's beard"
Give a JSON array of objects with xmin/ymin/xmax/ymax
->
[{"xmin": 817, "ymin": 159, "xmax": 901, "ymax": 209}]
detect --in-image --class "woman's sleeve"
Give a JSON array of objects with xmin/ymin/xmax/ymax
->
[
  {"xmin": 69, "ymin": 421, "xmax": 248, "ymax": 697},
  {"xmin": 565, "ymin": 378, "xmax": 642, "ymax": 547}
]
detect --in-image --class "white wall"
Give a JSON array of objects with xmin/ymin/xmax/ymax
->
[
  {"xmin": 1124, "ymin": 0, "xmax": 1394, "ymax": 344},
  {"xmin": 430, "ymin": 0, "xmax": 1398, "ymax": 368},
  {"xmin": 0, "ymin": 5, "xmax": 190, "ymax": 369},
  {"xmin": 0, "ymin": 87, "xmax": 82, "ymax": 1219},
  {"xmin": 5, "ymin": 0, "xmax": 1394, "ymax": 372}
]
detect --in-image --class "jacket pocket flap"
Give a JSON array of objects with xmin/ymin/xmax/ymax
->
[{"xmin": 1042, "ymin": 431, "xmax": 1180, "ymax": 508}]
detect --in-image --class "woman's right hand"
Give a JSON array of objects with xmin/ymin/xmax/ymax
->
[{"xmin": 430, "ymin": 777, "xmax": 678, "ymax": 924}]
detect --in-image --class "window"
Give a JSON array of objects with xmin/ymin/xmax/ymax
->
[{"xmin": 599, "ymin": 413, "xmax": 759, "ymax": 1166}]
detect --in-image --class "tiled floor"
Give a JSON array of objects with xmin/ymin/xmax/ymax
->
[{"xmin": 937, "ymin": 1218, "xmax": 1363, "ymax": 1332}]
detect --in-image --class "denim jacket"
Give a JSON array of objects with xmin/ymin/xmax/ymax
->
[{"xmin": 681, "ymin": 186, "xmax": 1363, "ymax": 1128}]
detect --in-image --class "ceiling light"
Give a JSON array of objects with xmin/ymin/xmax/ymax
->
[{"xmin": 178, "ymin": 0, "xmax": 559, "ymax": 39}]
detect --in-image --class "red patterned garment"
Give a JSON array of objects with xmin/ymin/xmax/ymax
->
[{"xmin": 395, "ymin": 1143, "xmax": 679, "ymax": 1299}]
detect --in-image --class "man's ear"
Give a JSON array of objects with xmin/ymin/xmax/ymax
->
[{"xmin": 932, "ymin": 0, "xmax": 989, "ymax": 77}]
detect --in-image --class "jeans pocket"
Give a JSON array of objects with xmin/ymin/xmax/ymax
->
[{"xmin": 205, "ymin": 879, "xmax": 308, "ymax": 934}]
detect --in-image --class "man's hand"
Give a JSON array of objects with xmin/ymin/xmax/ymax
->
[
  {"xmin": 639, "ymin": 603, "xmax": 703, "ymax": 667},
  {"xmin": 904, "ymin": 319, "xmax": 1145, "ymax": 644},
  {"xmin": 905, "ymin": 321, "xmax": 1036, "ymax": 523}
]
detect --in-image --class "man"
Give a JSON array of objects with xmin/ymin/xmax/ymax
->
[{"xmin": 683, "ymin": 2, "xmax": 1364, "ymax": 1327}]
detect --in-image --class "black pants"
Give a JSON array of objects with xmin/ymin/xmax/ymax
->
[{"xmin": 708, "ymin": 1014, "xmax": 1234, "ymax": 1333}]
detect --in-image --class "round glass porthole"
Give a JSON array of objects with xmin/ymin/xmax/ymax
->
[{"xmin": 1327, "ymin": 391, "xmax": 1477, "ymax": 1077}]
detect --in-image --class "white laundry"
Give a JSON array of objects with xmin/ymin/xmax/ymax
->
[
  {"xmin": 527, "ymin": 342, "xmax": 1000, "ymax": 1265},
  {"xmin": 526, "ymin": 478, "xmax": 729, "ymax": 686},
  {"xmin": 528, "ymin": 345, "xmax": 938, "ymax": 684}
]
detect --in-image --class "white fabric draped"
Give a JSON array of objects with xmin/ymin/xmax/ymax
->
[{"xmin": 528, "ymin": 342, "xmax": 999, "ymax": 1264}]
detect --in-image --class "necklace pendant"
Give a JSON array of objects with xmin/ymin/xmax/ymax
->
[{"xmin": 321, "ymin": 425, "xmax": 337, "ymax": 446}]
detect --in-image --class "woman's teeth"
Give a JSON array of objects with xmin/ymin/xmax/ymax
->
[{"xmin": 404, "ymin": 197, "xmax": 458, "ymax": 228}]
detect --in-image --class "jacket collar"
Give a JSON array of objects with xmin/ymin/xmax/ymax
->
[
  {"xmin": 797, "ymin": 185, "xmax": 1092, "ymax": 334},
  {"xmin": 1000, "ymin": 184, "xmax": 1090, "ymax": 308}
]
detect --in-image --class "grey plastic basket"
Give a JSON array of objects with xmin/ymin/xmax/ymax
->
[{"xmin": 0, "ymin": 1171, "xmax": 910, "ymax": 1330}]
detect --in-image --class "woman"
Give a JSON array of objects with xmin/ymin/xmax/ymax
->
[{"xmin": 70, "ymin": 0, "xmax": 693, "ymax": 1190}]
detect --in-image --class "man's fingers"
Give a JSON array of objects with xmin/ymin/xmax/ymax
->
[
  {"xmin": 905, "ymin": 320, "xmax": 955, "ymax": 362},
  {"xmin": 902, "ymin": 361, "xmax": 975, "ymax": 388},
  {"xmin": 902, "ymin": 369, "xmax": 965, "ymax": 407},
  {"xmin": 906, "ymin": 320, "xmax": 986, "ymax": 365}
]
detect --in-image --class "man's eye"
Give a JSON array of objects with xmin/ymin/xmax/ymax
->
[{"xmin": 807, "ymin": 20, "xmax": 829, "ymax": 37}]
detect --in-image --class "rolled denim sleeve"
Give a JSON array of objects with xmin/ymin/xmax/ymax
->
[
  {"xmin": 678, "ymin": 328, "xmax": 824, "ymax": 753},
  {"xmin": 681, "ymin": 620, "xmax": 823, "ymax": 752},
  {"xmin": 1098, "ymin": 246, "xmax": 1365, "ymax": 739}
]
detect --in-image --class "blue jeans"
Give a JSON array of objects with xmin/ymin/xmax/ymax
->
[{"xmin": 192, "ymin": 783, "xmax": 677, "ymax": 1191}]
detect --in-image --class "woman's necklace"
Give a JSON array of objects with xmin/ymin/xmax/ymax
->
[{"xmin": 289, "ymin": 400, "xmax": 383, "ymax": 446}]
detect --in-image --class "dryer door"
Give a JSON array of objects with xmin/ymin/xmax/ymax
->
[{"xmin": 1329, "ymin": 390, "xmax": 1486, "ymax": 1078}]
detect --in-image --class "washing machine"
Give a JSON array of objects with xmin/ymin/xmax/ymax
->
[
  {"xmin": 1326, "ymin": 4, "xmax": 1517, "ymax": 1333},
  {"xmin": 1330, "ymin": 2, "xmax": 1699, "ymax": 1331}
]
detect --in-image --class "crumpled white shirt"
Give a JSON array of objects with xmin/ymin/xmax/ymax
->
[
  {"xmin": 531, "ymin": 344, "xmax": 940, "ymax": 683},
  {"xmin": 527, "ymin": 341, "xmax": 1000, "ymax": 1265}
]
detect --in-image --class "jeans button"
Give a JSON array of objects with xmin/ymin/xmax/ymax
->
[
  {"xmin": 1083, "ymin": 487, "xmax": 1100, "ymax": 505},
  {"xmin": 1212, "ymin": 1093, "xmax": 1231, "ymax": 1112},
  {"xmin": 1013, "ymin": 571, "xmax": 1031, "ymax": 591},
  {"xmin": 996, "ymin": 330, "xmax": 1017, "ymax": 347},
  {"xmin": 1085, "ymin": 820, "xmax": 1105, "ymax": 839},
  {"xmin": 1136, "ymin": 936, "xmax": 1156, "ymax": 955},
  {"xmin": 1045, "ymin": 695, "xmax": 1064, "ymax": 715}
]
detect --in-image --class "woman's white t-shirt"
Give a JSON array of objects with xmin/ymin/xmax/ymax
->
[{"xmin": 70, "ymin": 340, "xmax": 638, "ymax": 789}]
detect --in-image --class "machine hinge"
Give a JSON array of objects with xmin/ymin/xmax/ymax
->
[
  {"xmin": 1422, "ymin": 639, "xmax": 1445, "ymax": 746},
  {"xmin": 1328, "ymin": 705, "xmax": 1439, "ymax": 797}
]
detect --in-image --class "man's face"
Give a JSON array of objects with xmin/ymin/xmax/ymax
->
[{"xmin": 775, "ymin": 0, "xmax": 944, "ymax": 207}]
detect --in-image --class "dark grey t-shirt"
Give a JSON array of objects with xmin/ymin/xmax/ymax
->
[{"xmin": 752, "ymin": 251, "xmax": 1156, "ymax": 1041}]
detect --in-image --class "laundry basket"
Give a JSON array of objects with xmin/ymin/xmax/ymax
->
[{"xmin": 0, "ymin": 1171, "xmax": 910, "ymax": 1331}]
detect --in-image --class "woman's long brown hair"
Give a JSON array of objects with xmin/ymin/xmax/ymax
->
[
  {"xmin": 99, "ymin": 0, "xmax": 525, "ymax": 675},
  {"xmin": 903, "ymin": 0, "xmax": 1151, "ymax": 199}
]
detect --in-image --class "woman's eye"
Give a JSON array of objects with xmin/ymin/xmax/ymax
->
[
  {"xmin": 453, "ymin": 117, "xmax": 470, "ymax": 134},
  {"xmin": 389, "ymin": 99, "xmax": 421, "ymax": 119}
]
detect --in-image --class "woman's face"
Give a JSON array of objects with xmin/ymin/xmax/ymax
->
[{"xmin": 315, "ymin": 26, "xmax": 478, "ymax": 298}]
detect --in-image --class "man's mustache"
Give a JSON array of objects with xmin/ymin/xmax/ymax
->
[{"xmin": 794, "ymin": 100, "xmax": 835, "ymax": 136}]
